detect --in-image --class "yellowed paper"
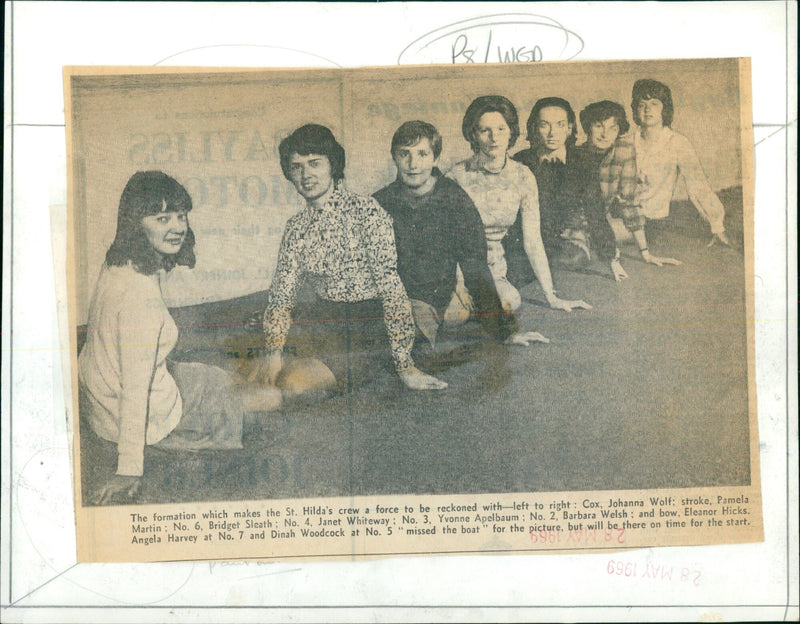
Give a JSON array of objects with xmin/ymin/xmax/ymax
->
[{"xmin": 65, "ymin": 59, "xmax": 761, "ymax": 563}]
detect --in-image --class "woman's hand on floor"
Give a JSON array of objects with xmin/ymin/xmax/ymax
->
[
  {"xmin": 399, "ymin": 366, "xmax": 448, "ymax": 390},
  {"xmin": 505, "ymin": 331, "xmax": 550, "ymax": 347},
  {"xmin": 93, "ymin": 474, "xmax": 141, "ymax": 505},
  {"xmin": 642, "ymin": 250, "xmax": 682, "ymax": 267},
  {"xmin": 707, "ymin": 232, "xmax": 730, "ymax": 247},
  {"xmin": 611, "ymin": 259, "xmax": 629, "ymax": 282},
  {"xmin": 546, "ymin": 294, "xmax": 593, "ymax": 312}
]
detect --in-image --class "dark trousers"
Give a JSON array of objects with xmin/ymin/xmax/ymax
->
[{"xmin": 286, "ymin": 288, "xmax": 392, "ymax": 392}]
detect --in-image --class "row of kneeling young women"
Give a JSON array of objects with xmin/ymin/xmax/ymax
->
[{"xmin": 79, "ymin": 78, "xmax": 730, "ymax": 503}]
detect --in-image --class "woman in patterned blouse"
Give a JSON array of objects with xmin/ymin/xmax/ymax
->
[{"xmin": 259, "ymin": 124, "xmax": 446, "ymax": 392}]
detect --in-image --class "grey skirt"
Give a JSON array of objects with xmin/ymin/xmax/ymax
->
[{"xmin": 156, "ymin": 361, "xmax": 244, "ymax": 451}]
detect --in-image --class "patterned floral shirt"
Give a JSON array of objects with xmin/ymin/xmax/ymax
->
[{"xmin": 263, "ymin": 183, "xmax": 415, "ymax": 372}]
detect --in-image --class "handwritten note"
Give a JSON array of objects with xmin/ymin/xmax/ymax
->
[{"xmin": 398, "ymin": 13, "xmax": 584, "ymax": 65}]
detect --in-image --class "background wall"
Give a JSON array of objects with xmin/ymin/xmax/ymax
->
[{"xmin": 69, "ymin": 58, "xmax": 744, "ymax": 322}]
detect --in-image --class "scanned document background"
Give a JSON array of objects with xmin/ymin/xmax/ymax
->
[{"xmin": 3, "ymin": 2, "xmax": 796, "ymax": 622}]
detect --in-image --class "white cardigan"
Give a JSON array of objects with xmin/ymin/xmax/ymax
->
[{"xmin": 78, "ymin": 264, "xmax": 182, "ymax": 476}]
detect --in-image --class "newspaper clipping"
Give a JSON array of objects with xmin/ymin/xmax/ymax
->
[{"xmin": 64, "ymin": 59, "xmax": 761, "ymax": 562}]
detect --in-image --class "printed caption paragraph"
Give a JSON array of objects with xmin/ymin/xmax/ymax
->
[{"xmin": 117, "ymin": 490, "xmax": 759, "ymax": 559}]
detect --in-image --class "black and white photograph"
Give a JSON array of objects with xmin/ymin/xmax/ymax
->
[{"xmin": 65, "ymin": 58, "xmax": 761, "ymax": 561}]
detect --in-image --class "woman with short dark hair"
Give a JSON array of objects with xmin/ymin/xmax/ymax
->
[
  {"xmin": 524, "ymin": 96, "xmax": 579, "ymax": 149},
  {"xmin": 631, "ymin": 79, "xmax": 675, "ymax": 128},
  {"xmin": 79, "ymin": 171, "xmax": 281, "ymax": 505},
  {"xmin": 579, "ymin": 100, "xmax": 630, "ymax": 137},
  {"xmin": 461, "ymin": 95, "xmax": 522, "ymax": 154},
  {"xmin": 630, "ymin": 78, "xmax": 729, "ymax": 247},
  {"xmin": 279, "ymin": 123, "xmax": 346, "ymax": 183},
  {"xmin": 260, "ymin": 124, "xmax": 446, "ymax": 392},
  {"xmin": 447, "ymin": 96, "xmax": 590, "ymax": 313}
]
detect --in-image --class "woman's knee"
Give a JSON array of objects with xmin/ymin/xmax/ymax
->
[
  {"xmin": 495, "ymin": 279, "xmax": 521, "ymax": 312},
  {"xmin": 276, "ymin": 357, "xmax": 337, "ymax": 400}
]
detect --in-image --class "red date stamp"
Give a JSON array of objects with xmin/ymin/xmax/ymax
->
[
  {"xmin": 607, "ymin": 559, "xmax": 702, "ymax": 586},
  {"xmin": 530, "ymin": 527, "xmax": 625, "ymax": 545}
]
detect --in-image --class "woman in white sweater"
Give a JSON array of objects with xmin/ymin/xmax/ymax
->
[
  {"xmin": 78, "ymin": 171, "xmax": 280, "ymax": 505},
  {"xmin": 630, "ymin": 79, "xmax": 730, "ymax": 250}
]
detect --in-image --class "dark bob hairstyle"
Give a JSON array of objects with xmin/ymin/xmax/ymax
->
[
  {"xmin": 631, "ymin": 78, "xmax": 674, "ymax": 127},
  {"xmin": 525, "ymin": 97, "xmax": 578, "ymax": 147},
  {"xmin": 105, "ymin": 170, "xmax": 196, "ymax": 275},
  {"xmin": 391, "ymin": 120, "xmax": 443, "ymax": 160},
  {"xmin": 461, "ymin": 95, "xmax": 520, "ymax": 153},
  {"xmin": 579, "ymin": 100, "xmax": 631, "ymax": 136},
  {"xmin": 279, "ymin": 124, "xmax": 346, "ymax": 183}
]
